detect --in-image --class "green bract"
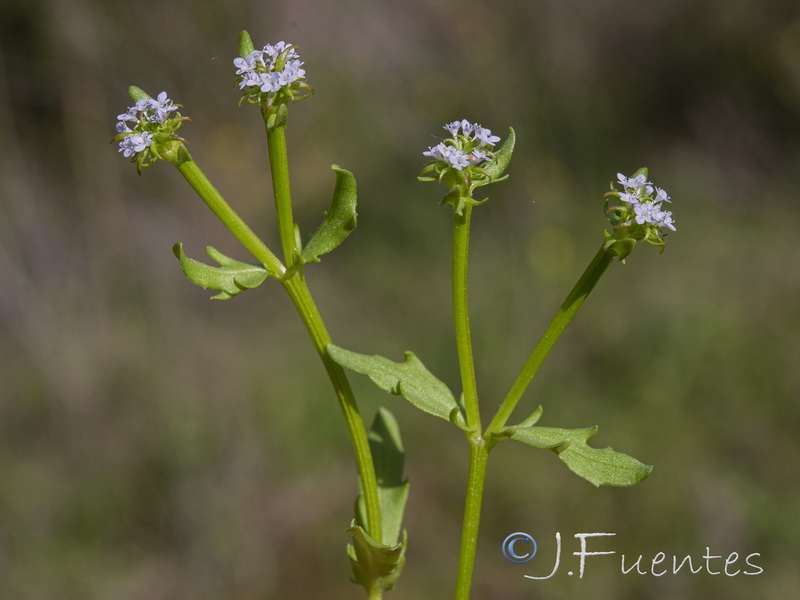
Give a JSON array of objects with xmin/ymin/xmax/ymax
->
[{"xmin": 300, "ymin": 165, "xmax": 358, "ymax": 264}]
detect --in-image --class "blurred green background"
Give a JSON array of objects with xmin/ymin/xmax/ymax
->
[{"xmin": 1, "ymin": 0, "xmax": 799, "ymax": 598}]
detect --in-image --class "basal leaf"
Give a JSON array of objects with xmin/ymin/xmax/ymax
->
[
  {"xmin": 512, "ymin": 425, "xmax": 652, "ymax": 487},
  {"xmin": 300, "ymin": 165, "xmax": 358, "ymax": 263},
  {"xmin": 328, "ymin": 345, "xmax": 460, "ymax": 423},
  {"xmin": 173, "ymin": 242, "xmax": 269, "ymax": 300}
]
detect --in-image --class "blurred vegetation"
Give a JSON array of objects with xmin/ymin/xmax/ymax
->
[{"xmin": 1, "ymin": 0, "xmax": 799, "ymax": 598}]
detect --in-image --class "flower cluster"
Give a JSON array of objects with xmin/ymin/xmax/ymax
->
[
  {"xmin": 419, "ymin": 119, "xmax": 512, "ymax": 214},
  {"xmin": 604, "ymin": 169, "xmax": 675, "ymax": 254},
  {"xmin": 419, "ymin": 120, "xmax": 506, "ymax": 201},
  {"xmin": 422, "ymin": 120, "xmax": 499, "ymax": 172},
  {"xmin": 113, "ymin": 91, "xmax": 186, "ymax": 171},
  {"xmin": 234, "ymin": 41, "xmax": 311, "ymax": 106}
]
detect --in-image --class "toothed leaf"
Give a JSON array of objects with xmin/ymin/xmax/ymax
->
[{"xmin": 512, "ymin": 425, "xmax": 652, "ymax": 487}]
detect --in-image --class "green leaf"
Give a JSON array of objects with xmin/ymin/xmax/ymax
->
[
  {"xmin": 356, "ymin": 407, "xmax": 409, "ymax": 546},
  {"xmin": 479, "ymin": 126, "xmax": 515, "ymax": 183},
  {"xmin": 512, "ymin": 425, "xmax": 652, "ymax": 487},
  {"xmin": 327, "ymin": 345, "xmax": 460, "ymax": 423},
  {"xmin": 347, "ymin": 525, "xmax": 406, "ymax": 596},
  {"xmin": 128, "ymin": 85, "xmax": 150, "ymax": 102},
  {"xmin": 517, "ymin": 404, "xmax": 544, "ymax": 428},
  {"xmin": 238, "ymin": 30, "xmax": 255, "ymax": 58},
  {"xmin": 300, "ymin": 165, "xmax": 358, "ymax": 263},
  {"xmin": 173, "ymin": 242, "xmax": 269, "ymax": 300}
]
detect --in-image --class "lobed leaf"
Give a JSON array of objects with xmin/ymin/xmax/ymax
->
[
  {"xmin": 512, "ymin": 425, "xmax": 652, "ymax": 487},
  {"xmin": 173, "ymin": 242, "xmax": 269, "ymax": 300}
]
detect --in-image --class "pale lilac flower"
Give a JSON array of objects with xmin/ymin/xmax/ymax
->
[
  {"xmin": 444, "ymin": 121, "xmax": 462, "ymax": 136},
  {"xmin": 654, "ymin": 208, "xmax": 676, "ymax": 231},
  {"xmin": 133, "ymin": 98, "xmax": 151, "ymax": 113},
  {"xmin": 633, "ymin": 201, "xmax": 659, "ymax": 225},
  {"xmin": 617, "ymin": 172, "xmax": 649, "ymax": 190},
  {"xmin": 239, "ymin": 70, "xmax": 262, "ymax": 89},
  {"xmin": 259, "ymin": 72, "xmax": 281, "ymax": 93},
  {"xmin": 468, "ymin": 150, "xmax": 488, "ymax": 165},
  {"xmin": 444, "ymin": 119, "xmax": 477, "ymax": 137},
  {"xmin": 423, "ymin": 143, "xmax": 447, "ymax": 161},
  {"xmin": 443, "ymin": 147, "xmax": 471, "ymax": 170},
  {"xmin": 654, "ymin": 187, "xmax": 671, "ymax": 203},
  {"xmin": 234, "ymin": 42, "xmax": 306, "ymax": 98},
  {"xmin": 118, "ymin": 132, "xmax": 153, "ymax": 157},
  {"xmin": 116, "ymin": 107, "xmax": 139, "ymax": 124},
  {"xmin": 473, "ymin": 126, "xmax": 500, "ymax": 146},
  {"xmin": 234, "ymin": 55, "xmax": 258, "ymax": 75},
  {"xmin": 619, "ymin": 191, "xmax": 641, "ymax": 206},
  {"xmin": 148, "ymin": 91, "xmax": 179, "ymax": 123},
  {"xmin": 263, "ymin": 41, "xmax": 296, "ymax": 61},
  {"xmin": 459, "ymin": 119, "xmax": 475, "ymax": 135}
]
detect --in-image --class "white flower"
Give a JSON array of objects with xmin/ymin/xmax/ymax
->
[{"xmin": 654, "ymin": 187, "xmax": 671, "ymax": 203}]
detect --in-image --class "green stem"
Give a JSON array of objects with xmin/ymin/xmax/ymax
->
[
  {"xmin": 454, "ymin": 436, "xmax": 489, "ymax": 600},
  {"xmin": 263, "ymin": 111, "xmax": 297, "ymax": 268},
  {"xmin": 452, "ymin": 204, "xmax": 488, "ymax": 600},
  {"xmin": 453, "ymin": 206, "xmax": 481, "ymax": 430},
  {"xmin": 487, "ymin": 244, "xmax": 615, "ymax": 434},
  {"xmin": 169, "ymin": 144, "xmax": 382, "ymax": 543},
  {"xmin": 171, "ymin": 149, "xmax": 285, "ymax": 276},
  {"xmin": 283, "ymin": 276, "xmax": 383, "ymax": 543},
  {"xmin": 260, "ymin": 111, "xmax": 382, "ymax": 544}
]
